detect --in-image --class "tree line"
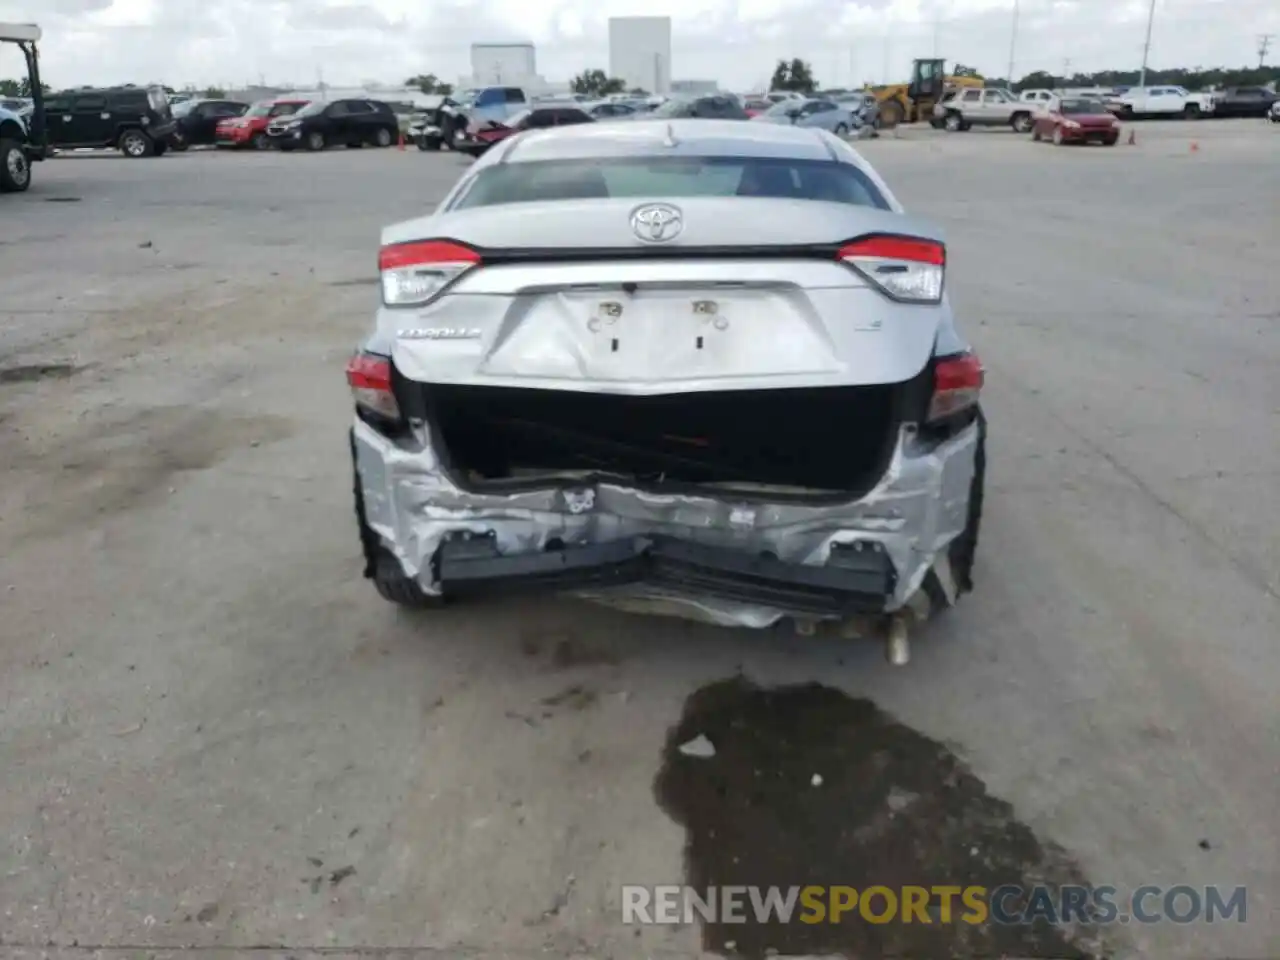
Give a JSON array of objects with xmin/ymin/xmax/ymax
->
[{"xmin": 10, "ymin": 61, "xmax": 1273, "ymax": 105}]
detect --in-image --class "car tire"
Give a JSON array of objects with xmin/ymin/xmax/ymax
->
[
  {"xmin": 944, "ymin": 111, "xmax": 964, "ymax": 132},
  {"xmin": 251, "ymin": 132, "xmax": 269, "ymax": 150},
  {"xmin": 305, "ymin": 130, "xmax": 326, "ymax": 152},
  {"xmin": 169, "ymin": 134, "xmax": 188, "ymax": 152},
  {"xmin": 917, "ymin": 407, "xmax": 986, "ymax": 617},
  {"xmin": 118, "ymin": 128, "xmax": 154, "ymax": 158},
  {"xmin": 375, "ymin": 126, "xmax": 394, "ymax": 147},
  {"xmin": 1011, "ymin": 112, "xmax": 1033, "ymax": 133},
  {"xmin": 350, "ymin": 433, "xmax": 442, "ymax": 610},
  {"xmin": 0, "ymin": 138, "xmax": 31, "ymax": 193},
  {"xmin": 1183, "ymin": 103, "xmax": 1201, "ymax": 119},
  {"xmin": 950, "ymin": 408, "xmax": 986, "ymax": 595}
]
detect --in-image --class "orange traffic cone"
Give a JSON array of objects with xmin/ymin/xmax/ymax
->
[
  {"xmin": 1189, "ymin": 140, "xmax": 1199, "ymax": 154},
  {"xmin": 397, "ymin": 131, "xmax": 406, "ymax": 151}
]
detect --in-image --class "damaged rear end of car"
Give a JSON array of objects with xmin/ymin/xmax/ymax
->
[{"xmin": 349, "ymin": 122, "xmax": 985, "ymax": 642}]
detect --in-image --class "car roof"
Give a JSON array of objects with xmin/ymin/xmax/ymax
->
[{"xmin": 499, "ymin": 118, "xmax": 839, "ymax": 163}]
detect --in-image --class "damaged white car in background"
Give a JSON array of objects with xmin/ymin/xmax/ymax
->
[{"xmin": 347, "ymin": 119, "xmax": 986, "ymax": 664}]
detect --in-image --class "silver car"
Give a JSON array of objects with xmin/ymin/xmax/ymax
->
[
  {"xmin": 347, "ymin": 120, "xmax": 986, "ymax": 658},
  {"xmin": 752, "ymin": 97, "xmax": 858, "ymax": 136},
  {"xmin": 836, "ymin": 92, "xmax": 881, "ymax": 129}
]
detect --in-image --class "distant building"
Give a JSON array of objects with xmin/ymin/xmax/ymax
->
[
  {"xmin": 608, "ymin": 16, "xmax": 672, "ymax": 95},
  {"xmin": 671, "ymin": 79, "xmax": 719, "ymax": 95},
  {"xmin": 468, "ymin": 43, "xmax": 536, "ymax": 85}
]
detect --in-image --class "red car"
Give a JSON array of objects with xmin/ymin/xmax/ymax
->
[
  {"xmin": 216, "ymin": 98, "xmax": 309, "ymax": 150},
  {"xmin": 744, "ymin": 97, "xmax": 771, "ymax": 118},
  {"xmin": 1031, "ymin": 97, "xmax": 1121, "ymax": 146}
]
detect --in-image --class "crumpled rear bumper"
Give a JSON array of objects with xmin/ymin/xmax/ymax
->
[{"xmin": 351, "ymin": 417, "xmax": 980, "ymax": 627}]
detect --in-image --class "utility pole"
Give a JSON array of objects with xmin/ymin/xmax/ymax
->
[
  {"xmin": 1259, "ymin": 34, "xmax": 1274, "ymax": 68},
  {"xmin": 1006, "ymin": 0, "xmax": 1019, "ymax": 86},
  {"xmin": 1138, "ymin": 0, "xmax": 1157, "ymax": 88},
  {"xmin": 1062, "ymin": 57, "xmax": 1071, "ymax": 83}
]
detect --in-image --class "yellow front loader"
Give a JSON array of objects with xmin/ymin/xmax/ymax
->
[{"xmin": 871, "ymin": 59, "xmax": 985, "ymax": 128}]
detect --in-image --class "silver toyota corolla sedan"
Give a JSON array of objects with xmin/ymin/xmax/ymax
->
[{"xmin": 347, "ymin": 119, "xmax": 985, "ymax": 660}]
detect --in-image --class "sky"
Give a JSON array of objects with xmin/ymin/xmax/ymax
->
[{"xmin": 0, "ymin": 0, "xmax": 1274, "ymax": 92}]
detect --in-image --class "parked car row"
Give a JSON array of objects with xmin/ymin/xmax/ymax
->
[{"xmin": 27, "ymin": 84, "xmax": 409, "ymax": 158}]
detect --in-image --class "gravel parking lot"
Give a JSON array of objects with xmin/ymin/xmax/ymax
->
[{"xmin": 1, "ymin": 119, "xmax": 1276, "ymax": 960}]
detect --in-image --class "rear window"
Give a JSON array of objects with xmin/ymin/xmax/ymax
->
[{"xmin": 451, "ymin": 156, "xmax": 889, "ymax": 210}]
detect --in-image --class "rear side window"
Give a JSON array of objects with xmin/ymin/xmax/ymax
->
[
  {"xmin": 451, "ymin": 156, "xmax": 889, "ymax": 210},
  {"xmin": 553, "ymin": 108, "xmax": 592, "ymax": 124}
]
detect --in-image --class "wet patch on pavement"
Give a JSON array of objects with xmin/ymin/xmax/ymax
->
[{"xmin": 655, "ymin": 676, "xmax": 1104, "ymax": 959}]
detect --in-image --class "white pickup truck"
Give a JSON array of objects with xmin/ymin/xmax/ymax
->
[{"xmin": 1105, "ymin": 86, "xmax": 1216, "ymax": 119}]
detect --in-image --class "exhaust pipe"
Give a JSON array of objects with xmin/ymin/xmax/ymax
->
[{"xmin": 885, "ymin": 614, "xmax": 910, "ymax": 666}]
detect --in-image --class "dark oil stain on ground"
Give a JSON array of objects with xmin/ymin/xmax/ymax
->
[
  {"xmin": 0, "ymin": 362, "xmax": 79, "ymax": 384},
  {"xmin": 654, "ymin": 677, "xmax": 1105, "ymax": 959}
]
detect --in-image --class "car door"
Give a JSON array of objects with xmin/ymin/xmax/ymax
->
[
  {"xmin": 1235, "ymin": 89, "xmax": 1266, "ymax": 116},
  {"xmin": 978, "ymin": 89, "xmax": 1008, "ymax": 124},
  {"xmin": 552, "ymin": 108, "xmax": 592, "ymax": 126},
  {"xmin": 954, "ymin": 88, "xmax": 980, "ymax": 122},
  {"xmin": 809, "ymin": 100, "xmax": 843, "ymax": 130},
  {"xmin": 345, "ymin": 100, "xmax": 377, "ymax": 142},
  {"xmin": 43, "ymin": 95, "xmax": 71, "ymax": 146},
  {"xmin": 323, "ymin": 100, "xmax": 351, "ymax": 140},
  {"xmin": 191, "ymin": 101, "xmax": 236, "ymax": 143},
  {"xmin": 68, "ymin": 93, "xmax": 112, "ymax": 146}
]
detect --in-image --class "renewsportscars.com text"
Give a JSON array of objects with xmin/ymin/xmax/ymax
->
[{"xmin": 621, "ymin": 884, "xmax": 1247, "ymax": 926}]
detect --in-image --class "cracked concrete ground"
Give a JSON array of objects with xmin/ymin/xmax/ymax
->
[{"xmin": 0, "ymin": 119, "xmax": 1276, "ymax": 959}]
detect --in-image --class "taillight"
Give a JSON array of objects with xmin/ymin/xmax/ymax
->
[
  {"xmin": 378, "ymin": 239, "xmax": 481, "ymax": 308},
  {"xmin": 837, "ymin": 234, "xmax": 945, "ymax": 304},
  {"xmin": 346, "ymin": 351, "xmax": 400, "ymax": 420},
  {"xmin": 928, "ymin": 352, "xmax": 984, "ymax": 423}
]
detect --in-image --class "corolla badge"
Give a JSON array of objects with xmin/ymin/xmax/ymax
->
[{"xmin": 630, "ymin": 203, "xmax": 684, "ymax": 243}]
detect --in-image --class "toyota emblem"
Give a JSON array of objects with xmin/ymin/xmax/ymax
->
[{"xmin": 630, "ymin": 203, "xmax": 684, "ymax": 243}]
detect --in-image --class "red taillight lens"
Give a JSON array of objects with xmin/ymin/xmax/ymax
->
[
  {"xmin": 346, "ymin": 351, "xmax": 400, "ymax": 420},
  {"xmin": 378, "ymin": 240, "xmax": 481, "ymax": 307},
  {"xmin": 928, "ymin": 352, "xmax": 984, "ymax": 423},
  {"xmin": 837, "ymin": 234, "xmax": 945, "ymax": 304}
]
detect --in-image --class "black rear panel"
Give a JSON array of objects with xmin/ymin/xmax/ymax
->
[{"xmin": 410, "ymin": 383, "xmax": 914, "ymax": 496}]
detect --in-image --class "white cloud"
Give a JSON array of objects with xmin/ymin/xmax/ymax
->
[{"xmin": 0, "ymin": 0, "xmax": 1275, "ymax": 90}]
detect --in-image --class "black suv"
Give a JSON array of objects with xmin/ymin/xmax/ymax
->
[
  {"xmin": 266, "ymin": 98, "xmax": 400, "ymax": 152},
  {"xmin": 169, "ymin": 98, "xmax": 248, "ymax": 150},
  {"xmin": 43, "ymin": 85, "xmax": 176, "ymax": 157}
]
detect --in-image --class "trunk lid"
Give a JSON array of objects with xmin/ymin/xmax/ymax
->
[{"xmin": 384, "ymin": 197, "xmax": 947, "ymax": 395}]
